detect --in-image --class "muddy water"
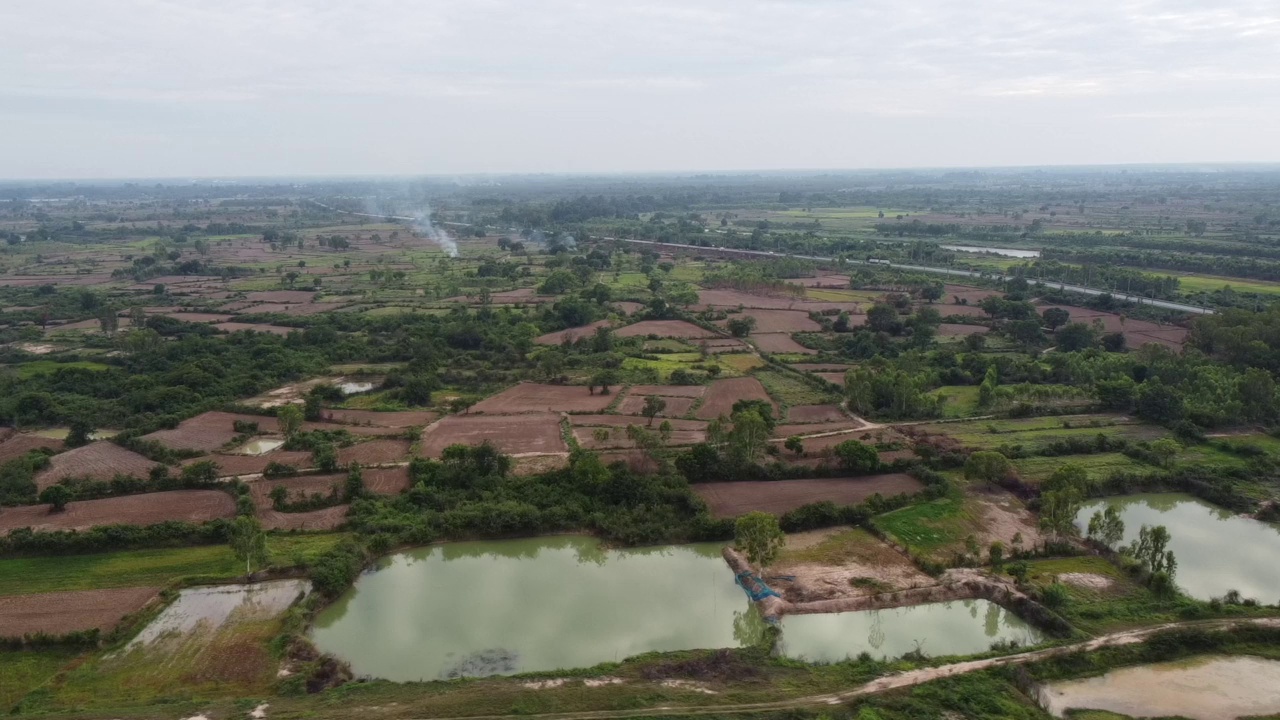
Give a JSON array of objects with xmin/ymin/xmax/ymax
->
[
  {"xmin": 940, "ymin": 244, "xmax": 1040, "ymax": 258},
  {"xmin": 1075, "ymin": 493, "xmax": 1280, "ymax": 601},
  {"xmin": 127, "ymin": 579, "xmax": 309, "ymax": 649},
  {"xmin": 233, "ymin": 438, "xmax": 284, "ymax": 455},
  {"xmin": 1039, "ymin": 655, "xmax": 1280, "ymax": 719},
  {"xmin": 778, "ymin": 599, "xmax": 1043, "ymax": 662},
  {"xmin": 310, "ymin": 537, "xmax": 763, "ymax": 681}
]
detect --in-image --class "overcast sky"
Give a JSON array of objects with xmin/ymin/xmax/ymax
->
[{"xmin": 3, "ymin": 0, "xmax": 1279, "ymax": 179}]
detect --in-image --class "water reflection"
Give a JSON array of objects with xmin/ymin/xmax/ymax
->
[
  {"xmin": 1075, "ymin": 493, "xmax": 1280, "ymax": 601},
  {"xmin": 311, "ymin": 537, "xmax": 760, "ymax": 681},
  {"xmin": 778, "ymin": 599, "xmax": 1042, "ymax": 663}
]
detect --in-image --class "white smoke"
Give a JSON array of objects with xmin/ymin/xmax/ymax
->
[{"xmin": 412, "ymin": 207, "xmax": 458, "ymax": 257}]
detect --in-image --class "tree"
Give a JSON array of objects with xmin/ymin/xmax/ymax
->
[
  {"xmin": 1149, "ymin": 437, "xmax": 1181, "ymax": 467},
  {"xmin": 345, "ymin": 462, "xmax": 365, "ymax": 500},
  {"xmin": 866, "ymin": 303, "xmax": 899, "ymax": 333},
  {"xmin": 39, "ymin": 485, "xmax": 72, "ymax": 512},
  {"xmin": 98, "ymin": 307, "xmax": 119, "ymax": 335},
  {"xmin": 65, "ymin": 419, "xmax": 93, "ymax": 448},
  {"xmin": 988, "ymin": 541, "xmax": 1005, "ymax": 572},
  {"xmin": 1101, "ymin": 332, "xmax": 1127, "ymax": 352},
  {"xmin": 277, "ymin": 404, "xmax": 304, "ymax": 437},
  {"xmin": 1042, "ymin": 307, "xmax": 1070, "ymax": 330},
  {"xmin": 1039, "ymin": 485, "xmax": 1083, "ymax": 542},
  {"xmin": 963, "ymin": 451, "xmax": 1011, "ymax": 488},
  {"xmin": 834, "ymin": 439, "xmax": 880, "ymax": 474},
  {"xmin": 641, "ymin": 396, "xmax": 667, "ymax": 427},
  {"xmin": 1131, "ymin": 524, "xmax": 1177, "ymax": 578},
  {"xmin": 726, "ymin": 317, "xmax": 756, "ymax": 337},
  {"xmin": 1087, "ymin": 506, "xmax": 1125, "ymax": 548},
  {"xmin": 784, "ymin": 435, "xmax": 805, "ymax": 456},
  {"xmin": 734, "ymin": 511, "xmax": 785, "ymax": 571},
  {"xmin": 269, "ymin": 485, "xmax": 289, "ymax": 511},
  {"xmin": 1056, "ymin": 323, "xmax": 1098, "ymax": 352},
  {"xmin": 921, "ymin": 282, "xmax": 944, "ymax": 303},
  {"xmin": 727, "ymin": 409, "xmax": 770, "ymax": 465},
  {"xmin": 978, "ymin": 366, "xmax": 999, "ymax": 408},
  {"xmin": 229, "ymin": 515, "xmax": 269, "ymax": 575},
  {"xmin": 591, "ymin": 370, "xmax": 619, "ymax": 395}
]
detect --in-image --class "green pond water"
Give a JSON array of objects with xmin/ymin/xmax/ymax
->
[
  {"xmin": 309, "ymin": 537, "xmax": 765, "ymax": 681},
  {"xmin": 778, "ymin": 599, "xmax": 1043, "ymax": 663},
  {"xmin": 1075, "ymin": 493, "xmax": 1280, "ymax": 601},
  {"xmin": 1039, "ymin": 655, "xmax": 1280, "ymax": 719}
]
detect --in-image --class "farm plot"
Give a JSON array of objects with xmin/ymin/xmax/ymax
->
[
  {"xmin": 750, "ymin": 333, "xmax": 818, "ymax": 354},
  {"xmin": 695, "ymin": 474, "xmax": 925, "ymax": 518},
  {"xmin": 572, "ymin": 424, "xmax": 705, "ymax": 450},
  {"xmin": 815, "ymin": 372, "xmax": 846, "ymax": 386},
  {"xmin": 155, "ymin": 312, "xmax": 234, "ymax": 324},
  {"xmin": 420, "ymin": 413, "xmax": 566, "ymax": 457},
  {"xmin": 0, "ymin": 587, "xmax": 158, "ymax": 638},
  {"xmin": 142, "ymin": 411, "xmax": 280, "ymax": 452},
  {"xmin": 336, "ymin": 439, "xmax": 413, "ymax": 465},
  {"xmin": 319, "ymin": 409, "xmax": 436, "ymax": 427},
  {"xmin": 873, "ymin": 490, "xmax": 1043, "ymax": 562},
  {"xmin": 0, "ymin": 433, "xmax": 63, "ymax": 464},
  {"xmin": 182, "ymin": 450, "xmax": 311, "ymax": 478},
  {"xmin": 785, "ymin": 404, "xmax": 849, "ymax": 424},
  {"xmin": 774, "ymin": 528, "xmax": 932, "ymax": 603},
  {"xmin": 571, "ymin": 415, "xmax": 706, "ymax": 431},
  {"xmin": 213, "ymin": 322, "xmax": 296, "ymax": 336},
  {"xmin": 613, "ymin": 320, "xmax": 718, "ymax": 339},
  {"xmin": 1011, "ymin": 453, "xmax": 1150, "ymax": 486},
  {"xmin": 755, "ymin": 369, "xmax": 840, "ymax": 406},
  {"xmin": 912, "ymin": 414, "xmax": 1167, "ymax": 452},
  {"xmin": 249, "ymin": 475, "xmax": 342, "ymax": 509},
  {"xmin": 0, "ymin": 490, "xmax": 236, "ymax": 535},
  {"xmin": 626, "ymin": 384, "xmax": 706, "ymax": 398},
  {"xmin": 469, "ymin": 383, "xmax": 614, "ymax": 414},
  {"xmin": 533, "ymin": 320, "xmax": 611, "ymax": 346},
  {"xmin": 616, "ymin": 395, "xmax": 695, "ymax": 417},
  {"xmin": 719, "ymin": 309, "xmax": 821, "ymax": 333},
  {"xmin": 696, "ymin": 289, "xmax": 797, "ymax": 309},
  {"xmin": 937, "ymin": 323, "xmax": 988, "ymax": 337},
  {"xmin": 696, "ymin": 376, "xmax": 776, "ymax": 419},
  {"xmin": 245, "ymin": 290, "xmax": 316, "ymax": 303},
  {"xmin": 35, "ymin": 442, "xmax": 160, "ymax": 490},
  {"xmin": 259, "ymin": 505, "xmax": 349, "ymax": 531}
]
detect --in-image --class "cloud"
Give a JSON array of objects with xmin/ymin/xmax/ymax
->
[{"xmin": 0, "ymin": 0, "xmax": 1278, "ymax": 177}]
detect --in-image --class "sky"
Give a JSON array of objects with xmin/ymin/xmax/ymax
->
[{"xmin": 2, "ymin": 0, "xmax": 1279, "ymax": 179}]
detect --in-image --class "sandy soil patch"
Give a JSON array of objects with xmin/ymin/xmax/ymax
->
[
  {"xmin": 614, "ymin": 320, "xmax": 717, "ymax": 339},
  {"xmin": 0, "ymin": 490, "xmax": 236, "ymax": 535},
  {"xmin": 470, "ymin": 383, "xmax": 615, "ymax": 414},
  {"xmin": 1058, "ymin": 573, "xmax": 1115, "ymax": 591},
  {"xmin": 533, "ymin": 320, "xmax": 612, "ymax": 346},
  {"xmin": 0, "ymin": 587, "xmax": 159, "ymax": 638},
  {"xmin": 973, "ymin": 489, "xmax": 1046, "ymax": 550},
  {"xmin": 774, "ymin": 528, "xmax": 933, "ymax": 603},
  {"xmin": 35, "ymin": 442, "xmax": 160, "ymax": 490},
  {"xmin": 696, "ymin": 376, "xmax": 776, "ymax": 419},
  {"xmin": 695, "ymin": 474, "xmax": 925, "ymax": 519},
  {"xmin": 512, "ymin": 454, "xmax": 570, "ymax": 476},
  {"xmin": 421, "ymin": 413, "xmax": 567, "ymax": 457}
]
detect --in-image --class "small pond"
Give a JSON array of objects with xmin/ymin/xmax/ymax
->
[
  {"xmin": 1039, "ymin": 655, "xmax": 1280, "ymax": 719},
  {"xmin": 940, "ymin": 244, "xmax": 1040, "ymax": 258},
  {"xmin": 232, "ymin": 438, "xmax": 285, "ymax": 456},
  {"xmin": 127, "ymin": 579, "xmax": 309, "ymax": 649},
  {"xmin": 310, "ymin": 537, "xmax": 763, "ymax": 681},
  {"xmin": 777, "ymin": 599, "xmax": 1043, "ymax": 663},
  {"xmin": 1075, "ymin": 493, "xmax": 1280, "ymax": 601}
]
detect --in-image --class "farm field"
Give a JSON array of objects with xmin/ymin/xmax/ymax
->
[
  {"xmin": 694, "ymin": 474, "xmax": 924, "ymax": 518},
  {"xmin": 469, "ymin": 383, "xmax": 614, "ymax": 414},
  {"xmin": 0, "ymin": 490, "xmax": 236, "ymax": 535},
  {"xmin": 0, "ymin": 586, "xmax": 158, "ymax": 637},
  {"xmin": 420, "ymin": 412, "xmax": 566, "ymax": 457}
]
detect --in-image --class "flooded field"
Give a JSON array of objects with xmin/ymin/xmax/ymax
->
[
  {"xmin": 777, "ymin": 599, "xmax": 1043, "ymax": 662},
  {"xmin": 311, "ymin": 537, "xmax": 762, "ymax": 681},
  {"xmin": 1075, "ymin": 493, "xmax": 1280, "ymax": 600},
  {"xmin": 127, "ymin": 579, "xmax": 310, "ymax": 648},
  {"xmin": 232, "ymin": 438, "xmax": 285, "ymax": 455},
  {"xmin": 1039, "ymin": 655, "xmax": 1280, "ymax": 719},
  {"xmin": 941, "ymin": 244, "xmax": 1040, "ymax": 258}
]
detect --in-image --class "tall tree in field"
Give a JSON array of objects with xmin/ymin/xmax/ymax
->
[
  {"xmin": 1087, "ymin": 505, "xmax": 1125, "ymax": 548},
  {"xmin": 229, "ymin": 515, "xmax": 268, "ymax": 575},
  {"xmin": 277, "ymin": 404, "xmax": 304, "ymax": 438},
  {"xmin": 734, "ymin": 511, "xmax": 785, "ymax": 571},
  {"xmin": 641, "ymin": 396, "xmax": 667, "ymax": 426},
  {"xmin": 963, "ymin": 451, "xmax": 1011, "ymax": 488}
]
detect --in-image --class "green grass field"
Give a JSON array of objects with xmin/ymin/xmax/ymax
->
[
  {"xmin": 0, "ymin": 649, "xmax": 81, "ymax": 709},
  {"xmin": 0, "ymin": 534, "xmax": 346, "ymax": 596},
  {"xmin": 1011, "ymin": 453, "xmax": 1150, "ymax": 486},
  {"xmin": 932, "ymin": 385, "xmax": 983, "ymax": 418},
  {"xmin": 873, "ymin": 497, "xmax": 971, "ymax": 552},
  {"xmin": 755, "ymin": 368, "xmax": 840, "ymax": 407}
]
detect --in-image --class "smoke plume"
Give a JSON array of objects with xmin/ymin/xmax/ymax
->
[{"xmin": 412, "ymin": 207, "xmax": 458, "ymax": 257}]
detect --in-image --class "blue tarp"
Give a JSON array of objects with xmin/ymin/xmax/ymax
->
[{"xmin": 735, "ymin": 570, "xmax": 780, "ymax": 602}]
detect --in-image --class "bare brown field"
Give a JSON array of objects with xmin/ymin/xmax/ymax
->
[
  {"xmin": 0, "ymin": 434, "xmax": 63, "ymax": 464},
  {"xmin": 249, "ymin": 475, "xmax": 342, "ymax": 508},
  {"xmin": 572, "ymin": 425, "xmax": 705, "ymax": 450},
  {"xmin": 696, "ymin": 289, "xmax": 796, "ymax": 309},
  {"xmin": 259, "ymin": 505, "xmax": 348, "ymax": 531},
  {"xmin": 336, "ymin": 439, "xmax": 412, "ymax": 465},
  {"xmin": 696, "ymin": 376, "xmax": 776, "ymax": 419},
  {"xmin": 469, "ymin": 383, "xmax": 614, "ymax": 414},
  {"xmin": 938, "ymin": 323, "xmax": 988, "ymax": 337},
  {"xmin": 36, "ymin": 442, "xmax": 160, "ymax": 490},
  {"xmin": 695, "ymin": 474, "xmax": 925, "ymax": 518},
  {"xmin": 792, "ymin": 275, "xmax": 855, "ymax": 288},
  {"xmin": 213, "ymin": 322, "xmax": 296, "ymax": 336},
  {"xmin": 319, "ymin": 409, "xmax": 436, "ymax": 427},
  {"xmin": 720, "ymin": 309, "xmax": 821, "ymax": 333},
  {"xmin": 616, "ymin": 395, "xmax": 695, "ymax": 417},
  {"xmin": 0, "ymin": 587, "xmax": 159, "ymax": 637},
  {"xmin": 182, "ymin": 450, "xmax": 311, "ymax": 478},
  {"xmin": 363, "ymin": 466, "xmax": 411, "ymax": 494},
  {"xmin": 570, "ymin": 415, "xmax": 706, "ymax": 431},
  {"xmin": 245, "ymin": 290, "xmax": 316, "ymax": 303},
  {"xmin": 613, "ymin": 320, "xmax": 717, "ymax": 339},
  {"xmin": 420, "ymin": 413, "xmax": 566, "ymax": 457},
  {"xmin": 934, "ymin": 303, "xmax": 989, "ymax": 317},
  {"xmin": 815, "ymin": 372, "xmax": 846, "ymax": 386},
  {"xmin": 784, "ymin": 404, "xmax": 849, "ymax": 424},
  {"xmin": 156, "ymin": 312, "xmax": 234, "ymax": 323},
  {"xmin": 142, "ymin": 411, "xmax": 279, "ymax": 452},
  {"xmin": 0, "ymin": 490, "xmax": 236, "ymax": 535},
  {"xmin": 773, "ymin": 420, "xmax": 867, "ymax": 438},
  {"xmin": 751, "ymin": 333, "xmax": 817, "ymax": 354},
  {"xmin": 627, "ymin": 384, "xmax": 706, "ymax": 397},
  {"xmin": 943, "ymin": 284, "xmax": 1002, "ymax": 303},
  {"xmin": 533, "ymin": 320, "xmax": 611, "ymax": 346}
]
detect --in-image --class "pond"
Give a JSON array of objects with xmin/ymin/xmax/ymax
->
[
  {"xmin": 310, "ymin": 537, "xmax": 764, "ymax": 681},
  {"xmin": 232, "ymin": 438, "xmax": 285, "ymax": 455},
  {"xmin": 777, "ymin": 599, "xmax": 1043, "ymax": 663},
  {"xmin": 1039, "ymin": 655, "xmax": 1280, "ymax": 719},
  {"xmin": 940, "ymin": 244, "xmax": 1040, "ymax": 258},
  {"xmin": 1075, "ymin": 493, "xmax": 1280, "ymax": 601}
]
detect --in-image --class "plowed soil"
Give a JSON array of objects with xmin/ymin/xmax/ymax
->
[
  {"xmin": 35, "ymin": 442, "xmax": 160, "ymax": 490},
  {"xmin": 751, "ymin": 333, "xmax": 818, "ymax": 354},
  {"xmin": 533, "ymin": 320, "xmax": 612, "ymax": 345},
  {"xmin": 182, "ymin": 451, "xmax": 312, "ymax": 478},
  {"xmin": 616, "ymin": 395, "xmax": 695, "ymax": 417},
  {"xmin": 0, "ymin": 587, "xmax": 159, "ymax": 637},
  {"xmin": 420, "ymin": 413, "xmax": 566, "ymax": 457},
  {"xmin": 719, "ymin": 309, "xmax": 821, "ymax": 333},
  {"xmin": 470, "ymin": 383, "xmax": 614, "ymax": 414},
  {"xmin": 695, "ymin": 376, "xmax": 777, "ymax": 419},
  {"xmin": 142, "ymin": 411, "xmax": 280, "ymax": 452},
  {"xmin": 626, "ymin": 385, "xmax": 706, "ymax": 398},
  {"xmin": 318, "ymin": 409, "xmax": 436, "ymax": 427},
  {"xmin": 614, "ymin": 320, "xmax": 717, "ymax": 339},
  {"xmin": 784, "ymin": 405, "xmax": 849, "ymax": 424},
  {"xmin": 0, "ymin": 434, "xmax": 63, "ymax": 464},
  {"xmin": 258, "ymin": 505, "xmax": 348, "ymax": 531},
  {"xmin": 938, "ymin": 323, "xmax": 988, "ymax": 336},
  {"xmin": 336, "ymin": 439, "xmax": 412, "ymax": 465},
  {"xmin": 572, "ymin": 426, "xmax": 705, "ymax": 450},
  {"xmin": 695, "ymin": 474, "xmax": 925, "ymax": 518},
  {"xmin": 213, "ymin": 322, "xmax": 295, "ymax": 336},
  {"xmin": 0, "ymin": 490, "xmax": 236, "ymax": 535}
]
